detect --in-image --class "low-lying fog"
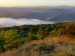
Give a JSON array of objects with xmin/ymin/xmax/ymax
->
[{"xmin": 0, "ymin": 18, "xmax": 55, "ymax": 27}]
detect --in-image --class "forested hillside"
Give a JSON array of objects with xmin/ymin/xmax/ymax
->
[{"xmin": 0, "ymin": 22, "xmax": 75, "ymax": 56}]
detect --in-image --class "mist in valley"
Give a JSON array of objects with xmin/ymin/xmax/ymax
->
[{"xmin": 0, "ymin": 18, "xmax": 55, "ymax": 27}]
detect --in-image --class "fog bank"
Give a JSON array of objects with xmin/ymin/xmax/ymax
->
[{"xmin": 0, "ymin": 18, "xmax": 55, "ymax": 27}]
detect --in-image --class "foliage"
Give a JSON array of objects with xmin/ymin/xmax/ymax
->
[
  {"xmin": 50, "ymin": 30, "xmax": 63, "ymax": 36},
  {"xmin": 0, "ymin": 22, "xmax": 75, "ymax": 52}
]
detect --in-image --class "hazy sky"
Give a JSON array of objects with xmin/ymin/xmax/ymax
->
[{"xmin": 0, "ymin": 0, "xmax": 75, "ymax": 7}]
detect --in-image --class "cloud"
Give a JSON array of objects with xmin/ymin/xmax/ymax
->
[{"xmin": 0, "ymin": 18, "xmax": 55, "ymax": 27}]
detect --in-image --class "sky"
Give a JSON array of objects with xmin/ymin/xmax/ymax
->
[{"xmin": 0, "ymin": 0, "xmax": 75, "ymax": 7}]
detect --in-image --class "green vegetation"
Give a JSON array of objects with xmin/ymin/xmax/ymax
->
[{"xmin": 0, "ymin": 22, "xmax": 75, "ymax": 53}]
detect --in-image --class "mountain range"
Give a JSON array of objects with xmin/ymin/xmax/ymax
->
[{"xmin": 0, "ymin": 6, "xmax": 75, "ymax": 21}]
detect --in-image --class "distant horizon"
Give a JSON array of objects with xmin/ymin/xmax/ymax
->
[{"xmin": 0, "ymin": 5, "xmax": 75, "ymax": 8}]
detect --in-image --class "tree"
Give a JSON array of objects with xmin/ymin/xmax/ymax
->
[{"xmin": 0, "ymin": 33, "xmax": 6, "ymax": 52}]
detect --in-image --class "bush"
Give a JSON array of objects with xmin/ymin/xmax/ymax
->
[
  {"xmin": 0, "ymin": 36, "xmax": 6, "ymax": 52},
  {"xmin": 50, "ymin": 30, "xmax": 63, "ymax": 36}
]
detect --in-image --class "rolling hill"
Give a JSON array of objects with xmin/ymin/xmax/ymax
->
[{"xmin": 0, "ymin": 6, "xmax": 75, "ymax": 22}]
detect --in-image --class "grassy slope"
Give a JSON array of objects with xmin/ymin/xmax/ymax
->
[
  {"xmin": 0, "ymin": 22, "xmax": 75, "ymax": 56},
  {"xmin": 0, "ymin": 35, "xmax": 75, "ymax": 56}
]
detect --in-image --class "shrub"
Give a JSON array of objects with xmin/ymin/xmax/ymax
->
[{"xmin": 50, "ymin": 30, "xmax": 63, "ymax": 36}]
